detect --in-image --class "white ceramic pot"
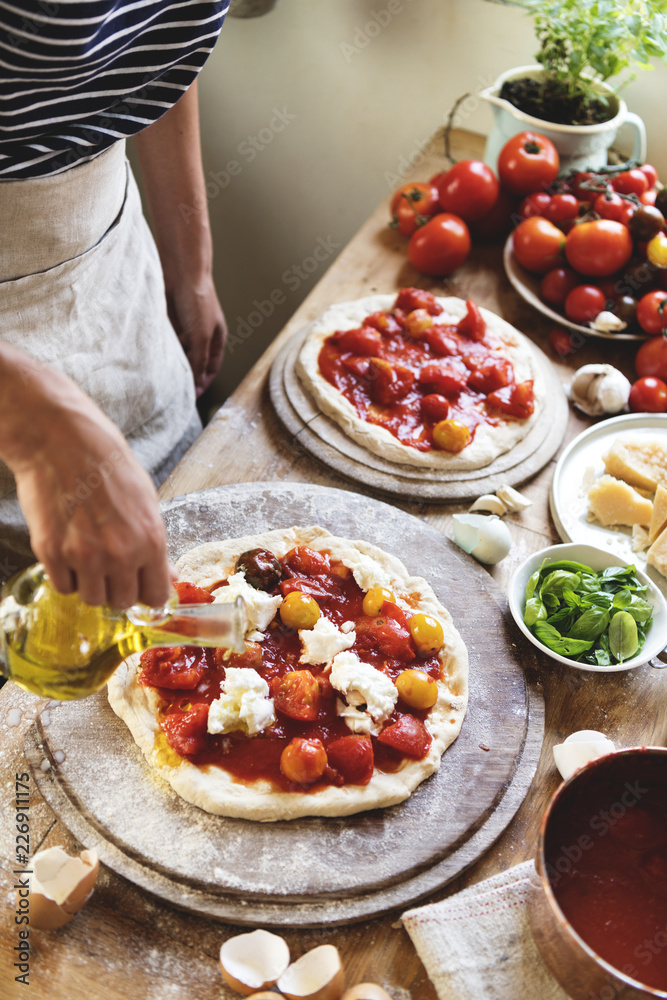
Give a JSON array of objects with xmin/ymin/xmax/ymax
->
[{"xmin": 481, "ymin": 65, "xmax": 646, "ymax": 176}]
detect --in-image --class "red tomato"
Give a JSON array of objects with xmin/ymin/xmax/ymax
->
[
  {"xmin": 326, "ymin": 735, "xmax": 374, "ymax": 785},
  {"xmin": 546, "ymin": 193, "xmax": 580, "ymax": 225},
  {"xmin": 367, "ymin": 358, "xmax": 415, "ymax": 404},
  {"xmin": 282, "ymin": 545, "xmax": 330, "ymax": 577},
  {"xmin": 390, "ymin": 182, "xmax": 440, "ymax": 237},
  {"xmin": 273, "ymin": 670, "xmax": 320, "ymax": 722},
  {"xmin": 629, "ymin": 376, "xmax": 667, "ymax": 413},
  {"xmin": 640, "ymin": 163, "xmax": 659, "ymax": 188},
  {"xmin": 139, "ymin": 647, "xmax": 210, "ymax": 690},
  {"xmin": 407, "ymin": 213, "xmax": 471, "ymax": 276},
  {"xmin": 394, "ymin": 287, "xmax": 443, "ymax": 316},
  {"xmin": 635, "ymin": 333, "xmax": 667, "ymax": 380},
  {"xmin": 641, "ymin": 189, "xmax": 658, "ymax": 207},
  {"xmin": 540, "ymin": 267, "xmax": 579, "ymax": 306},
  {"xmin": 612, "ymin": 169, "xmax": 649, "ymax": 197},
  {"xmin": 174, "ymin": 581, "xmax": 215, "ymax": 604},
  {"xmin": 333, "ymin": 326, "xmax": 383, "ymax": 355},
  {"xmin": 469, "ymin": 187, "xmax": 517, "ymax": 242},
  {"xmin": 378, "ymin": 714, "xmax": 431, "ymax": 758},
  {"xmin": 636, "ymin": 291, "xmax": 667, "ymax": 335},
  {"xmin": 162, "ymin": 703, "xmax": 209, "ymax": 756},
  {"xmin": 564, "ymin": 285, "xmax": 606, "ymax": 323},
  {"xmin": 593, "ymin": 190, "xmax": 627, "ymax": 222},
  {"xmin": 549, "ymin": 328, "xmax": 577, "ymax": 357},
  {"xmin": 570, "ymin": 171, "xmax": 599, "ymax": 200},
  {"xmin": 512, "ymin": 217, "xmax": 565, "ymax": 274},
  {"xmin": 518, "ymin": 191, "xmax": 552, "ymax": 219},
  {"xmin": 565, "ymin": 220, "xmax": 633, "ymax": 277},
  {"xmin": 419, "ymin": 361, "xmax": 469, "ymax": 395},
  {"xmin": 434, "ymin": 160, "xmax": 499, "ymax": 221},
  {"xmin": 467, "ymin": 358, "xmax": 514, "ymax": 393},
  {"xmin": 486, "ymin": 381, "xmax": 535, "ymax": 418},
  {"xmin": 497, "ymin": 131, "xmax": 559, "ymax": 196},
  {"xmin": 420, "ymin": 393, "xmax": 450, "ymax": 421},
  {"xmin": 355, "ymin": 614, "xmax": 415, "ymax": 661},
  {"xmin": 457, "ymin": 299, "xmax": 486, "ymax": 341}
]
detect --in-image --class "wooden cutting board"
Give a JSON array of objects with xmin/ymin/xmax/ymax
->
[{"xmin": 25, "ymin": 483, "xmax": 544, "ymax": 926}]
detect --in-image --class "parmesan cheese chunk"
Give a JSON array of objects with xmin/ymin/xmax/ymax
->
[
  {"xmin": 211, "ymin": 572, "xmax": 282, "ymax": 636},
  {"xmin": 647, "ymin": 524, "xmax": 667, "ymax": 580},
  {"xmin": 299, "ymin": 616, "xmax": 356, "ymax": 666},
  {"xmin": 649, "ymin": 484, "xmax": 667, "ymax": 544},
  {"xmin": 603, "ymin": 437, "xmax": 667, "ymax": 494},
  {"xmin": 587, "ymin": 475, "xmax": 653, "ymax": 527},
  {"xmin": 208, "ymin": 668, "xmax": 275, "ymax": 736},
  {"xmin": 330, "ymin": 651, "xmax": 397, "ymax": 735}
]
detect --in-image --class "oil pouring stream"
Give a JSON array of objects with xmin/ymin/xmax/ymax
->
[{"xmin": 0, "ymin": 564, "xmax": 247, "ymax": 700}]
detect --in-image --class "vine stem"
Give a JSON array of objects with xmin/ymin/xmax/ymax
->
[{"xmin": 443, "ymin": 93, "xmax": 471, "ymax": 166}]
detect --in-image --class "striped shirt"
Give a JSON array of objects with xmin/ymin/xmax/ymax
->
[{"xmin": 0, "ymin": 1, "xmax": 228, "ymax": 179}]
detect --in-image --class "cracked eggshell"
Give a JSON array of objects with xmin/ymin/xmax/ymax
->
[
  {"xmin": 220, "ymin": 929, "xmax": 290, "ymax": 995},
  {"xmin": 452, "ymin": 513, "xmax": 512, "ymax": 565},
  {"xmin": 278, "ymin": 944, "xmax": 345, "ymax": 1000},
  {"xmin": 553, "ymin": 730, "xmax": 616, "ymax": 781},
  {"xmin": 341, "ymin": 986, "xmax": 393, "ymax": 1000},
  {"xmin": 29, "ymin": 846, "xmax": 99, "ymax": 930}
]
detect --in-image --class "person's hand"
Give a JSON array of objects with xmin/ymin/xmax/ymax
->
[
  {"xmin": 0, "ymin": 347, "xmax": 173, "ymax": 609},
  {"xmin": 166, "ymin": 272, "xmax": 227, "ymax": 397}
]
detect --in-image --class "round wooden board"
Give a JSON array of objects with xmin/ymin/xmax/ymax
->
[
  {"xmin": 25, "ymin": 483, "xmax": 544, "ymax": 927},
  {"xmin": 269, "ymin": 322, "xmax": 569, "ymax": 501}
]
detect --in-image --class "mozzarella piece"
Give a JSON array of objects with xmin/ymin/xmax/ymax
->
[
  {"xmin": 330, "ymin": 651, "xmax": 397, "ymax": 735},
  {"xmin": 335, "ymin": 698, "xmax": 372, "ymax": 734},
  {"xmin": 338, "ymin": 549, "xmax": 393, "ymax": 593},
  {"xmin": 299, "ymin": 616, "xmax": 356, "ymax": 666},
  {"xmin": 208, "ymin": 667, "xmax": 275, "ymax": 736},
  {"xmin": 212, "ymin": 572, "xmax": 282, "ymax": 636},
  {"xmin": 553, "ymin": 730, "xmax": 616, "ymax": 781}
]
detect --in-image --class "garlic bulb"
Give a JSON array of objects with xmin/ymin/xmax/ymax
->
[
  {"xmin": 590, "ymin": 310, "xmax": 627, "ymax": 333},
  {"xmin": 569, "ymin": 364, "xmax": 631, "ymax": 416}
]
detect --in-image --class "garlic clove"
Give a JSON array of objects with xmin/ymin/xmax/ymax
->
[
  {"xmin": 341, "ymin": 986, "xmax": 394, "ymax": 1000},
  {"xmin": 569, "ymin": 364, "xmax": 631, "ymax": 416},
  {"xmin": 590, "ymin": 310, "xmax": 627, "ymax": 333},
  {"xmin": 469, "ymin": 494, "xmax": 507, "ymax": 516},
  {"xmin": 553, "ymin": 730, "xmax": 616, "ymax": 781},
  {"xmin": 496, "ymin": 484, "xmax": 532, "ymax": 513},
  {"xmin": 29, "ymin": 846, "xmax": 99, "ymax": 930},
  {"xmin": 220, "ymin": 929, "xmax": 290, "ymax": 995},
  {"xmin": 452, "ymin": 513, "xmax": 512, "ymax": 565},
  {"xmin": 278, "ymin": 944, "xmax": 345, "ymax": 1000}
]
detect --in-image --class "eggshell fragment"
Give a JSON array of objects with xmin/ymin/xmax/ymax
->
[
  {"xmin": 553, "ymin": 730, "xmax": 616, "ymax": 781},
  {"xmin": 278, "ymin": 944, "xmax": 345, "ymax": 1000},
  {"xmin": 341, "ymin": 985, "xmax": 393, "ymax": 1000},
  {"xmin": 452, "ymin": 513, "xmax": 512, "ymax": 565},
  {"xmin": 220, "ymin": 929, "xmax": 290, "ymax": 995},
  {"xmin": 29, "ymin": 846, "xmax": 99, "ymax": 930}
]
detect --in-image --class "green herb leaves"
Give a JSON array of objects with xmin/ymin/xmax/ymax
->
[{"xmin": 523, "ymin": 558, "xmax": 653, "ymax": 665}]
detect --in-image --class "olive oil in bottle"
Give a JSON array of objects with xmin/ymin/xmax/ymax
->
[{"xmin": 0, "ymin": 564, "xmax": 247, "ymax": 700}]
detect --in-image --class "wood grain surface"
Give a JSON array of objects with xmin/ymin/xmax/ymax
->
[{"xmin": 2, "ymin": 129, "xmax": 666, "ymax": 1000}]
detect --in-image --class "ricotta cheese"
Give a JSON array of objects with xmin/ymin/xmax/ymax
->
[
  {"xmin": 208, "ymin": 667, "xmax": 275, "ymax": 736},
  {"xmin": 330, "ymin": 651, "xmax": 397, "ymax": 735},
  {"xmin": 299, "ymin": 616, "xmax": 356, "ymax": 666},
  {"xmin": 212, "ymin": 572, "xmax": 282, "ymax": 637}
]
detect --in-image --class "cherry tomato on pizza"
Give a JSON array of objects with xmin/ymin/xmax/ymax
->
[
  {"xmin": 407, "ymin": 213, "xmax": 471, "ymax": 276},
  {"xmin": 390, "ymin": 182, "xmax": 440, "ymax": 237},
  {"xmin": 497, "ymin": 131, "xmax": 559, "ymax": 196},
  {"xmin": 564, "ymin": 220, "xmax": 633, "ymax": 277},
  {"xmin": 433, "ymin": 159, "xmax": 499, "ymax": 222},
  {"xmin": 512, "ymin": 217, "xmax": 565, "ymax": 274},
  {"xmin": 628, "ymin": 376, "xmax": 667, "ymax": 413}
]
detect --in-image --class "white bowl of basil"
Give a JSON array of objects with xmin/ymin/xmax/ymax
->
[{"xmin": 508, "ymin": 543, "xmax": 667, "ymax": 671}]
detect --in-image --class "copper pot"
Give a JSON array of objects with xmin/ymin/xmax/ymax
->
[{"xmin": 530, "ymin": 747, "xmax": 667, "ymax": 1000}]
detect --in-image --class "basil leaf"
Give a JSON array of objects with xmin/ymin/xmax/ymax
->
[
  {"xmin": 525, "ymin": 570, "xmax": 540, "ymax": 601},
  {"xmin": 546, "ymin": 607, "xmax": 577, "ymax": 632},
  {"xmin": 609, "ymin": 611, "xmax": 639, "ymax": 662},
  {"xmin": 562, "ymin": 589, "xmax": 582, "ymax": 608},
  {"xmin": 594, "ymin": 646, "xmax": 612, "ymax": 666},
  {"xmin": 532, "ymin": 620, "xmax": 594, "ymax": 657},
  {"xmin": 540, "ymin": 570, "xmax": 582, "ymax": 598},
  {"xmin": 621, "ymin": 595, "xmax": 653, "ymax": 624},
  {"xmin": 524, "ymin": 596, "xmax": 547, "ymax": 627},
  {"xmin": 538, "ymin": 560, "xmax": 594, "ymax": 575},
  {"xmin": 568, "ymin": 607, "xmax": 610, "ymax": 641},
  {"xmin": 582, "ymin": 591, "xmax": 613, "ymax": 609},
  {"xmin": 612, "ymin": 590, "xmax": 632, "ymax": 609}
]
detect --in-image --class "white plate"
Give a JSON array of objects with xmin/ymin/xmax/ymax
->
[
  {"xmin": 549, "ymin": 413, "xmax": 667, "ymax": 599},
  {"xmin": 503, "ymin": 235, "xmax": 647, "ymax": 342}
]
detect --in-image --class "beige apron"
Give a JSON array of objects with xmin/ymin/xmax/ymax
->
[{"xmin": 0, "ymin": 141, "xmax": 199, "ymax": 573}]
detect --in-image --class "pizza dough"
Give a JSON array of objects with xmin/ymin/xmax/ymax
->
[
  {"xmin": 108, "ymin": 526, "xmax": 469, "ymax": 822},
  {"xmin": 296, "ymin": 293, "xmax": 546, "ymax": 471}
]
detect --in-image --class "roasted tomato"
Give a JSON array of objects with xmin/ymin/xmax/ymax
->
[
  {"xmin": 326, "ymin": 735, "xmax": 374, "ymax": 785},
  {"xmin": 174, "ymin": 581, "xmax": 215, "ymax": 604},
  {"xmin": 419, "ymin": 361, "xmax": 469, "ymax": 396},
  {"xmin": 367, "ymin": 358, "xmax": 416, "ymax": 404},
  {"xmin": 332, "ymin": 326, "xmax": 383, "ymax": 356},
  {"xmin": 467, "ymin": 358, "xmax": 514, "ymax": 394},
  {"xmin": 282, "ymin": 546, "xmax": 330, "ymax": 577},
  {"xmin": 457, "ymin": 299, "xmax": 486, "ymax": 341},
  {"xmin": 139, "ymin": 647, "xmax": 210, "ymax": 690},
  {"xmin": 486, "ymin": 381, "xmax": 535, "ymax": 419},
  {"xmin": 497, "ymin": 131, "xmax": 559, "ymax": 196},
  {"xmin": 273, "ymin": 669, "xmax": 320, "ymax": 721},
  {"xmin": 378, "ymin": 714, "xmax": 431, "ymax": 759},
  {"xmin": 355, "ymin": 614, "xmax": 415, "ymax": 662},
  {"xmin": 394, "ymin": 287, "xmax": 443, "ymax": 315},
  {"xmin": 162, "ymin": 703, "xmax": 209, "ymax": 756}
]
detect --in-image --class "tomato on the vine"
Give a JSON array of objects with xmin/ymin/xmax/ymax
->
[
  {"xmin": 640, "ymin": 163, "xmax": 659, "ymax": 189},
  {"xmin": 390, "ymin": 182, "xmax": 440, "ymax": 237},
  {"xmin": 635, "ymin": 333, "xmax": 667, "ymax": 381},
  {"xmin": 512, "ymin": 217, "xmax": 564, "ymax": 274},
  {"xmin": 593, "ymin": 190, "xmax": 626, "ymax": 223},
  {"xmin": 545, "ymin": 193, "xmax": 580, "ymax": 225},
  {"xmin": 433, "ymin": 160, "xmax": 499, "ymax": 222},
  {"xmin": 540, "ymin": 267, "xmax": 579, "ymax": 306},
  {"xmin": 518, "ymin": 192, "xmax": 551, "ymax": 219},
  {"xmin": 628, "ymin": 376, "xmax": 667, "ymax": 413},
  {"xmin": 564, "ymin": 285, "xmax": 606, "ymax": 324},
  {"xmin": 612, "ymin": 169, "xmax": 649, "ymax": 198},
  {"xmin": 636, "ymin": 290, "xmax": 667, "ymax": 335},
  {"xmin": 570, "ymin": 171, "xmax": 600, "ymax": 201},
  {"xmin": 497, "ymin": 131, "xmax": 559, "ymax": 196},
  {"xmin": 407, "ymin": 213, "xmax": 471, "ymax": 276},
  {"xmin": 564, "ymin": 220, "xmax": 633, "ymax": 277}
]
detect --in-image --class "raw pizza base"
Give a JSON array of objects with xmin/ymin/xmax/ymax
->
[
  {"xmin": 108, "ymin": 526, "xmax": 469, "ymax": 822},
  {"xmin": 296, "ymin": 294, "xmax": 545, "ymax": 472}
]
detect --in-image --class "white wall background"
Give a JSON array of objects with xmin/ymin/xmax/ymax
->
[{"xmin": 193, "ymin": 0, "xmax": 667, "ymax": 411}]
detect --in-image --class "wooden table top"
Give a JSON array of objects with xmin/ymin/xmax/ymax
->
[{"xmin": 2, "ymin": 130, "xmax": 666, "ymax": 1000}]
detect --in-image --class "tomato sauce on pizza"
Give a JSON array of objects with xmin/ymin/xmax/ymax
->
[
  {"xmin": 138, "ymin": 545, "xmax": 443, "ymax": 794},
  {"xmin": 317, "ymin": 287, "xmax": 535, "ymax": 454}
]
